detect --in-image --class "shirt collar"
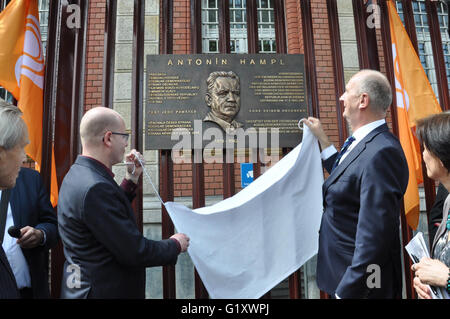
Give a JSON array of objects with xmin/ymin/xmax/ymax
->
[
  {"xmin": 81, "ymin": 155, "xmax": 115, "ymax": 178},
  {"xmin": 351, "ymin": 119, "xmax": 386, "ymax": 143}
]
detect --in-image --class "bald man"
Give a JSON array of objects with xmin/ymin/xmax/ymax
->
[
  {"xmin": 58, "ymin": 107, "xmax": 189, "ymax": 299},
  {"xmin": 302, "ymin": 70, "xmax": 408, "ymax": 298}
]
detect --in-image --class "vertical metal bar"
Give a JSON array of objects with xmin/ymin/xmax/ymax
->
[
  {"xmin": 401, "ymin": 0, "xmax": 419, "ymax": 52},
  {"xmin": 352, "ymin": 0, "xmax": 380, "ymax": 70},
  {"xmin": 190, "ymin": 0, "xmax": 208, "ymax": 299},
  {"xmin": 161, "ymin": 0, "xmax": 173, "ymax": 55},
  {"xmin": 327, "ymin": 0, "xmax": 348, "ymax": 146},
  {"xmin": 402, "ymin": 0, "xmax": 436, "ymax": 249},
  {"xmin": 273, "ymin": 0, "xmax": 287, "ymax": 53},
  {"xmin": 246, "ymin": 0, "xmax": 261, "ymax": 189},
  {"xmin": 425, "ymin": 0, "xmax": 450, "ymax": 109},
  {"xmin": 218, "ymin": 0, "xmax": 230, "ymax": 53},
  {"xmin": 301, "ymin": 1, "xmax": 320, "ymax": 119},
  {"xmin": 379, "ymin": 0, "xmax": 415, "ymax": 299},
  {"xmin": 160, "ymin": 0, "xmax": 176, "ymax": 299},
  {"xmin": 70, "ymin": 0, "xmax": 88, "ymax": 165},
  {"xmin": 192, "ymin": 149, "xmax": 208, "ymax": 299},
  {"xmin": 42, "ymin": 0, "xmax": 59, "ymax": 194},
  {"xmin": 131, "ymin": 0, "xmax": 144, "ymax": 232},
  {"xmin": 190, "ymin": 0, "xmax": 202, "ymax": 54},
  {"xmin": 47, "ymin": 0, "xmax": 62, "ymax": 299},
  {"xmin": 250, "ymin": 0, "xmax": 264, "ymax": 289},
  {"xmin": 160, "ymin": 149, "xmax": 176, "ymax": 299},
  {"xmin": 102, "ymin": 0, "xmax": 117, "ymax": 108},
  {"xmin": 217, "ymin": 0, "xmax": 234, "ymax": 199},
  {"xmin": 246, "ymin": 0, "xmax": 259, "ymax": 54}
]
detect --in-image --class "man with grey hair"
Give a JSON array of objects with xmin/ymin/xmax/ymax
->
[
  {"xmin": 58, "ymin": 106, "xmax": 189, "ymax": 298},
  {"xmin": 0, "ymin": 100, "xmax": 28, "ymax": 298},
  {"xmin": 203, "ymin": 71, "xmax": 243, "ymax": 131},
  {"xmin": 302, "ymin": 69, "xmax": 409, "ymax": 298},
  {"xmin": 0, "ymin": 100, "xmax": 58, "ymax": 299}
]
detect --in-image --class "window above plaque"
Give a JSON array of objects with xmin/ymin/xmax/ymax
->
[{"xmin": 201, "ymin": 0, "xmax": 276, "ymax": 54}]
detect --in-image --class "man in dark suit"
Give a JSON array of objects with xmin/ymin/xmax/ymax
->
[
  {"xmin": 303, "ymin": 70, "xmax": 409, "ymax": 298},
  {"xmin": 58, "ymin": 106, "xmax": 190, "ymax": 298},
  {"xmin": 5, "ymin": 167, "xmax": 58, "ymax": 298},
  {"xmin": 0, "ymin": 101, "xmax": 29, "ymax": 299}
]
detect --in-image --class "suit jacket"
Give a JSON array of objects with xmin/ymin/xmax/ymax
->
[
  {"xmin": 58, "ymin": 156, "xmax": 180, "ymax": 299},
  {"xmin": 8, "ymin": 168, "xmax": 58, "ymax": 298},
  {"xmin": 0, "ymin": 246, "xmax": 20, "ymax": 299},
  {"xmin": 316, "ymin": 123, "xmax": 409, "ymax": 298}
]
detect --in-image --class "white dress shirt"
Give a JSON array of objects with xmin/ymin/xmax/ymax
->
[
  {"xmin": 321, "ymin": 119, "xmax": 386, "ymax": 165},
  {"xmin": 0, "ymin": 190, "xmax": 31, "ymax": 289}
]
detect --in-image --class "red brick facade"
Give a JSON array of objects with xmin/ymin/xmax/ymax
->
[{"xmin": 84, "ymin": 0, "xmax": 106, "ymax": 111}]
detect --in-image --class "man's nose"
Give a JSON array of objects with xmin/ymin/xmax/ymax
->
[
  {"xmin": 339, "ymin": 93, "xmax": 345, "ymax": 101},
  {"xmin": 226, "ymin": 92, "xmax": 236, "ymax": 101}
]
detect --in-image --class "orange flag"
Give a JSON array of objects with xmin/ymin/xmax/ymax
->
[
  {"xmin": 0, "ymin": 0, "xmax": 58, "ymax": 206},
  {"xmin": 387, "ymin": 1, "xmax": 442, "ymax": 229}
]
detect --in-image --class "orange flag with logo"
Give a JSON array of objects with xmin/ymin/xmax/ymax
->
[
  {"xmin": 387, "ymin": 1, "xmax": 442, "ymax": 230},
  {"xmin": 0, "ymin": 0, "xmax": 58, "ymax": 206}
]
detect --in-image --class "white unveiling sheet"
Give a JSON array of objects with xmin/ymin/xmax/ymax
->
[{"xmin": 163, "ymin": 126, "xmax": 324, "ymax": 299}]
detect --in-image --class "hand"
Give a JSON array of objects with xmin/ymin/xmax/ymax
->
[
  {"xmin": 413, "ymin": 276, "xmax": 432, "ymax": 299},
  {"xmin": 125, "ymin": 149, "xmax": 145, "ymax": 184},
  {"xmin": 170, "ymin": 233, "xmax": 190, "ymax": 253},
  {"xmin": 413, "ymin": 257, "xmax": 448, "ymax": 287},
  {"xmin": 17, "ymin": 226, "xmax": 44, "ymax": 249},
  {"xmin": 300, "ymin": 117, "xmax": 332, "ymax": 150}
]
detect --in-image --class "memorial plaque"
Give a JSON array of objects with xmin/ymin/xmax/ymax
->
[{"xmin": 145, "ymin": 54, "xmax": 307, "ymax": 150}]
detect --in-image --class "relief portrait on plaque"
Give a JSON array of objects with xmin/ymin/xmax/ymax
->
[{"xmin": 203, "ymin": 71, "xmax": 244, "ymax": 132}]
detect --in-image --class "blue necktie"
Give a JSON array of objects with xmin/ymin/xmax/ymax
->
[{"xmin": 331, "ymin": 136, "xmax": 355, "ymax": 172}]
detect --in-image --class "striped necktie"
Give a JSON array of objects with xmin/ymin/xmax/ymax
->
[{"xmin": 331, "ymin": 136, "xmax": 355, "ymax": 172}]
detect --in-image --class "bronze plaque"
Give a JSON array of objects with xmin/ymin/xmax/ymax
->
[{"xmin": 145, "ymin": 54, "xmax": 307, "ymax": 150}]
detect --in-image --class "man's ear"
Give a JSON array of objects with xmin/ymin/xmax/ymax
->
[
  {"xmin": 205, "ymin": 93, "xmax": 211, "ymax": 107},
  {"xmin": 359, "ymin": 93, "xmax": 369, "ymax": 110},
  {"xmin": 102, "ymin": 131, "xmax": 112, "ymax": 146}
]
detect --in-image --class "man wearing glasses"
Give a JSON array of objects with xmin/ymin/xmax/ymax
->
[{"xmin": 58, "ymin": 106, "xmax": 189, "ymax": 299}]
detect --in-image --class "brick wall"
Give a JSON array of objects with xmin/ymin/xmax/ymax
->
[{"xmin": 84, "ymin": 0, "xmax": 106, "ymax": 112}]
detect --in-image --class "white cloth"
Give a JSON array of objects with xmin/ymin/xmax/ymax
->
[
  {"xmin": 0, "ymin": 191, "xmax": 31, "ymax": 289},
  {"xmin": 165, "ymin": 126, "xmax": 324, "ymax": 298}
]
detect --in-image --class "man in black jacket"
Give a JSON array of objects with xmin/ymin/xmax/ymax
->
[
  {"xmin": 58, "ymin": 106, "xmax": 189, "ymax": 298},
  {"xmin": 5, "ymin": 167, "xmax": 58, "ymax": 298},
  {"xmin": 0, "ymin": 101, "xmax": 29, "ymax": 299}
]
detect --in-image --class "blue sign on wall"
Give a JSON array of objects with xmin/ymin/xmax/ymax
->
[{"xmin": 240, "ymin": 163, "xmax": 254, "ymax": 188}]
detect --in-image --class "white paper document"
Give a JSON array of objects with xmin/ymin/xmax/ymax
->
[
  {"xmin": 405, "ymin": 232, "xmax": 446, "ymax": 299},
  {"xmin": 164, "ymin": 126, "xmax": 324, "ymax": 298}
]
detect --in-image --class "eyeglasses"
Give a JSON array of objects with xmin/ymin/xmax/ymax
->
[{"xmin": 110, "ymin": 131, "xmax": 130, "ymax": 141}]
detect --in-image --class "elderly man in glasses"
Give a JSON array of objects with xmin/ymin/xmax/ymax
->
[{"xmin": 58, "ymin": 106, "xmax": 189, "ymax": 299}]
